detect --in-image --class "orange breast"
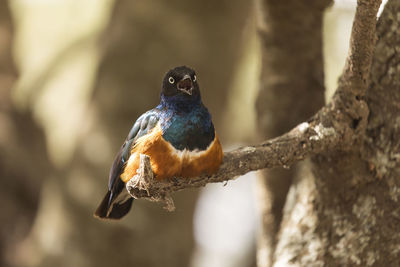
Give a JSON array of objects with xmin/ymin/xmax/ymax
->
[
  {"xmin": 180, "ymin": 135, "xmax": 223, "ymax": 177},
  {"xmin": 120, "ymin": 123, "xmax": 224, "ymax": 182},
  {"xmin": 120, "ymin": 124, "xmax": 182, "ymax": 182}
]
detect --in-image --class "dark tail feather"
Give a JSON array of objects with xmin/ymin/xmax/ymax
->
[
  {"xmin": 94, "ymin": 191, "xmax": 112, "ymax": 219},
  {"xmin": 108, "ymin": 198, "xmax": 134, "ymax": 219},
  {"xmin": 94, "ymin": 191, "xmax": 134, "ymax": 220}
]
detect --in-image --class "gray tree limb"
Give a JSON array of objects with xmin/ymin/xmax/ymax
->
[{"xmin": 127, "ymin": 120, "xmax": 339, "ymax": 209}]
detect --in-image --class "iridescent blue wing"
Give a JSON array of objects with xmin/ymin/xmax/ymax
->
[
  {"xmin": 94, "ymin": 108, "xmax": 159, "ymax": 219},
  {"xmin": 108, "ymin": 109, "xmax": 160, "ymax": 190}
]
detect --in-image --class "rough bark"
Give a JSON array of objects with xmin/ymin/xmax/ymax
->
[
  {"xmin": 254, "ymin": 0, "xmax": 330, "ymax": 265},
  {"xmin": 274, "ymin": 0, "xmax": 400, "ymax": 266}
]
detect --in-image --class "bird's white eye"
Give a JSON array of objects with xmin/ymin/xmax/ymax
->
[
  {"xmin": 168, "ymin": 77, "xmax": 175, "ymax": 84},
  {"xmin": 193, "ymin": 75, "xmax": 197, "ymax": 82}
]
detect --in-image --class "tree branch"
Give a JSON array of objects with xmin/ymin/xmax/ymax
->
[
  {"xmin": 126, "ymin": 0, "xmax": 382, "ymax": 209},
  {"xmin": 127, "ymin": 117, "xmax": 339, "ymax": 209},
  {"xmin": 339, "ymin": 0, "xmax": 382, "ymax": 95}
]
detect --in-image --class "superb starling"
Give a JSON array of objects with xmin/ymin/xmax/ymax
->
[{"xmin": 94, "ymin": 66, "xmax": 223, "ymax": 219}]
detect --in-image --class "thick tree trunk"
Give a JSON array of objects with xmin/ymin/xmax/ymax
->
[
  {"xmin": 272, "ymin": 0, "xmax": 400, "ymax": 266},
  {"xmin": 255, "ymin": 0, "xmax": 331, "ymax": 265}
]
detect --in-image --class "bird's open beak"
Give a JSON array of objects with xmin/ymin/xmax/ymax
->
[{"xmin": 177, "ymin": 75, "xmax": 193, "ymax": 95}]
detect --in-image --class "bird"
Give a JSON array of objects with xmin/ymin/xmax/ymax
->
[{"xmin": 94, "ymin": 66, "xmax": 223, "ymax": 219}]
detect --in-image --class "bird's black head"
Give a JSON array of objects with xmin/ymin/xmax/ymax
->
[{"xmin": 161, "ymin": 66, "xmax": 200, "ymax": 99}]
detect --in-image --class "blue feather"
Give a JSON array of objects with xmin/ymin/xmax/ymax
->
[{"xmin": 158, "ymin": 93, "xmax": 215, "ymax": 151}]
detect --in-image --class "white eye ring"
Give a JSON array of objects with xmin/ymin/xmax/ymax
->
[
  {"xmin": 168, "ymin": 77, "xmax": 175, "ymax": 84},
  {"xmin": 193, "ymin": 75, "xmax": 196, "ymax": 82}
]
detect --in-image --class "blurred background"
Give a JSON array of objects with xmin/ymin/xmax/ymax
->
[{"xmin": 0, "ymin": 0, "xmax": 359, "ymax": 266}]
